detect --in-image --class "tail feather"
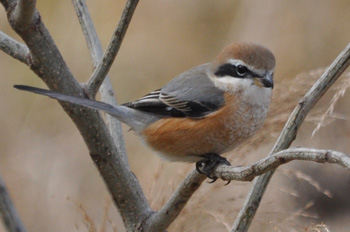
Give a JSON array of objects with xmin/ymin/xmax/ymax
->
[{"xmin": 14, "ymin": 85, "xmax": 157, "ymax": 132}]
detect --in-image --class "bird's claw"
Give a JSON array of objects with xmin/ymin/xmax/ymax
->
[{"xmin": 195, "ymin": 153, "xmax": 231, "ymax": 184}]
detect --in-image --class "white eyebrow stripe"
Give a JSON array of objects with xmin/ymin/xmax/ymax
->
[{"xmin": 227, "ymin": 59, "xmax": 269, "ymax": 76}]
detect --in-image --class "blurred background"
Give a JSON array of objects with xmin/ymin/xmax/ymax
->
[{"xmin": 1, "ymin": 0, "xmax": 350, "ymax": 231}]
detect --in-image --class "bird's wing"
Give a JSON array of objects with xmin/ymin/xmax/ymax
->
[{"xmin": 123, "ymin": 63, "xmax": 225, "ymax": 118}]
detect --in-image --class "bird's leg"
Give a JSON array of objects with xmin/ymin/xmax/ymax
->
[{"xmin": 195, "ymin": 153, "xmax": 231, "ymax": 183}]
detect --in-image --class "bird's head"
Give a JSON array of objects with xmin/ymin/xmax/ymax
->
[{"xmin": 209, "ymin": 42, "xmax": 275, "ymax": 95}]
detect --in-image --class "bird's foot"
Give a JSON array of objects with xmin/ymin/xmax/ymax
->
[{"xmin": 195, "ymin": 153, "xmax": 231, "ymax": 184}]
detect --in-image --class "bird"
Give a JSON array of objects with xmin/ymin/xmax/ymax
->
[{"xmin": 14, "ymin": 42, "xmax": 275, "ymax": 182}]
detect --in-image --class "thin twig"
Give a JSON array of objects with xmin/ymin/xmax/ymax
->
[
  {"xmin": 0, "ymin": 175, "xmax": 27, "ymax": 232},
  {"xmin": 72, "ymin": 0, "xmax": 129, "ymax": 166},
  {"xmin": 86, "ymin": 0, "xmax": 139, "ymax": 97},
  {"xmin": 12, "ymin": 0, "xmax": 36, "ymax": 30},
  {"xmin": 0, "ymin": 31, "xmax": 30, "ymax": 64},
  {"xmin": 232, "ymin": 42, "xmax": 350, "ymax": 232},
  {"xmin": 71, "ymin": 0, "xmax": 103, "ymax": 60},
  {"xmin": 213, "ymin": 148, "xmax": 350, "ymax": 182}
]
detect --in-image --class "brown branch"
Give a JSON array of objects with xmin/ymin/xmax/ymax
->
[
  {"xmin": 86, "ymin": 0, "xmax": 139, "ymax": 97},
  {"xmin": 0, "ymin": 175, "xmax": 27, "ymax": 232},
  {"xmin": 0, "ymin": 31, "xmax": 29, "ymax": 64},
  {"xmin": 232, "ymin": 42, "xmax": 350, "ymax": 232}
]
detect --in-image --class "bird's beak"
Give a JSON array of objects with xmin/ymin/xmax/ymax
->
[{"xmin": 260, "ymin": 73, "xmax": 274, "ymax": 89}]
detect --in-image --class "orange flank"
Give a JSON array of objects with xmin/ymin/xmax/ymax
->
[{"xmin": 142, "ymin": 93, "xmax": 263, "ymax": 162}]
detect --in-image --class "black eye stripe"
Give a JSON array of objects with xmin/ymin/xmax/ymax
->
[{"xmin": 214, "ymin": 63, "xmax": 251, "ymax": 78}]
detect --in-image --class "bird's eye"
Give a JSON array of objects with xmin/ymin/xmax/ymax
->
[
  {"xmin": 214, "ymin": 63, "xmax": 250, "ymax": 78},
  {"xmin": 236, "ymin": 65, "xmax": 248, "ymax": 76}
]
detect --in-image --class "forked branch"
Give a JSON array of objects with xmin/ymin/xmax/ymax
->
[
  {"xmin": 1, "ymin": 0, "xmax": 151, "ymax": 231},
  {"xmin": 72, "ymin": 0, "xmax": 129, "ymax": 166}
]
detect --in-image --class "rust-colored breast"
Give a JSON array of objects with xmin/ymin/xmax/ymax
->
[{"xmin": 141, "ymin": 93, "xmax": 267, "ymax": 162}]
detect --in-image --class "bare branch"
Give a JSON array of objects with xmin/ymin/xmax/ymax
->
[
  {"xmin": 2, "ymin": 0, "xmax": 151, "ymax": 230},
  {"xmin": 12, "ymin": 0, "xmax": 36, "ymax": 30},
  {"xmin": 72, "ymin": 0, "xmax": 129, "ymax": 167},
  {"xmin": 213, "ymin": 148, "xmax": 350, "ymax": 182},
  {"xmin": 144, "ymin": 170, "xmax": 206, "ymax": 231},
  {"xmin": 141, "ymin": 147, "xmax": 349, "ymax": 231},
  {"xmin": 0, "ymin": 175, "xmax": 27, "ymax": 232},
  {"xmin": 70, "ymin": 0, "xmax": 152, "ymax": 229},
  {"xmin": 86, "ymin": 0, "xmax": 139, "ymax": 97},
  {"xmin": 72, "ymin": 0, "xmax": 103, "ymax": 60},
  {"xmin": 232, "ymin": 42, "xmax": 350, "ymax": 232},
  {"xmin": 74, "ymin": 2, "xmax": 204, "ymax": 230},
  {"xmin": 0, "ymin": 31, "xmax": 29, "ymax": 64},
  {"xmin": 72, "ymin": 1, "xmax": 150, "ymax": 228}
]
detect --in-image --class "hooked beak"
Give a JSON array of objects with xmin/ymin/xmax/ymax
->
[{"xmin": 260, "ymin": 72, "xmax": 274, "ymax": 89}]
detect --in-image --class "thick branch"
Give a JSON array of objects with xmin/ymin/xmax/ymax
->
[
  {"xmin": 0, "ymin": 175, "xmax": 26, "ymax": 232},
  {"xmin": 86, "ymin": 0, "xmax": 139, "ymax": 97},
  {"xmin": 232, "ymin": 42, "xmax": 350, "ymax": 232},
  {"xmin": 213, "ymin": 148, "xmax": 350, "ymax": 182},
  {"xmin": 72, "ymin": 1, "xmax": 150, "ymax": 229},
  {"xmin": 0, "ymin": 31, "xmax": 29, "ymax": 64},
  {"xmin": 2, "ymin": 0, "xmax": 151, "ymax": 230},
  {"xmin": 12, "ymin": 0, "xmax": 36, "ymax": 30}
]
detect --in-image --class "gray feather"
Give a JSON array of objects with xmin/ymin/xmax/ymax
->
[
  {"xmin": 124, "ymin": 63, "xmax": 225, "ymax": 118},
  {"xmin": 160, "ymin": 63, "xmax": 225, "ymax": 113},
  {"xmin": 14, "ymin": 85, "xmax": 158, "ymax": 132}
]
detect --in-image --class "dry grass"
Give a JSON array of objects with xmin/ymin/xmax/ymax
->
[
  {"xmin": 305, "ymin": 223, "xmax": 330, "ymax": 232},
  {"xmin": 279, "ymin": 169, "xmax": 333, "ymax": 199},
  {"xmin": 254, "ymin": 201, "xmax": 318, "ymax": 231},
  {"xmin": 312, "ymin": 73, "xmax": 350, "ymax": 137},
  {"xmin": 67, "ymin": 197, "xmax": 117, "ymax": 232}
]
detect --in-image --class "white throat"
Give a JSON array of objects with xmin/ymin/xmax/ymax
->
[{"xmin": 208, "ymin": 71, "xmax": 272, "ymax": 107}]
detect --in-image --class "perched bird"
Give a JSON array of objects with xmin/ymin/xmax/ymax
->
[{"xmin": 14, "ymin": 42, "xmax": 275, "ymax": 182}]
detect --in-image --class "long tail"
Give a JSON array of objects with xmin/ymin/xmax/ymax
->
[{"xmin": 14, "ymin": 85, "xmax": 157, "ymax": 132}]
